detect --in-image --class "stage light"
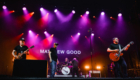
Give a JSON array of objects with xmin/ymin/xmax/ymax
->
[
  {"xmin": 97, "ymin": 66, "xmax": 101, "ymax": 69},
  {"xmin": 92, "ymin": 33, "xmax": 94, "ymax": 36},
  {"xmin": 101, "ymin": 12, "xmax": 105, "ymax": 15},
  {"xmin": 86, "ymin": 11, "xmax": 89, "ymax": 14},
  {"xmin": 40, "ymin": 7, "xmax": 44, "ymax": 11},
  {"xmin": 118, "ymin": 13, "xmax": 122, "ymax": 17},
  {"xmin": 71, "ymin": 35, "xmax": 73, "ymax": 37},
  {"xmin": 85, "ymin": 36, "xmax": 87, "ymax": 38},
  {"xmin": 54, "ymin": 9, "xmax": 57, "ymax": 12},
  {"xmin": 98, "ymin": 37, "xmax": 100, "ymax": 38},
  {"xmin": 80, "ymin": 15, "xmax": 83, "ymax": 17},
  {"xmin": 93, "ymin": 16, "xmax": 96, "ymax": 18},
  {"xmin": 2, "ymin": 5, "xmax": 7, "ymax": 9},
  {"xmin": 31, "ymin": 12, "xmax": 34, "ymax": 15},
  {"xmin": 78, "ymin": 33, "xmax": 80, "ymax": 35},
  {"xmin": 22, "ymin": 7, "xmax": 26, "ymax": 10},
  {"xmin": 44, "ymin": 31, "xmax": 47, "ymax": 34},
  {"xmin": 29, "ymin": 30, "xmax": 32, "ymax": 33},
  {"xmin": 85, "ymin": 66, "xmax": 89, "ymax": 69},
  {"xmin": 72, "ymin": 10, "xmax": 75, "ymax": 14},
  {"xmin": 51, "ymin": 34, "xmax": 54, "ymax": 37},
  {"xmin": 110, "ymin": 16, "xmax": 112, "ymax": 19}
]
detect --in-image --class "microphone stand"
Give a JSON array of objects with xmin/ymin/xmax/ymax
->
[{"xmin": 89, "ymin": 28, "xmax": 94, "ymax": 77}]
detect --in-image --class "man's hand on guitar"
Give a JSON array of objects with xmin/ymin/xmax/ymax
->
[
  {"xmin": 14, "ymin": 55, "xmax": 19, "ymax": 59},
  {"xmin": 114, "ymin": 49, "xmax": 119, "ymax": 53}
]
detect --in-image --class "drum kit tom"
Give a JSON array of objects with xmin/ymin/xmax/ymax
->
[{"xmin": 56, "ymin": 62, "xmax": 73, "ymax": 75}]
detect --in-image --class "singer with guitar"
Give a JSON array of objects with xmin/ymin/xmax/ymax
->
[
  {"xmin": 12, "ymin": 38, "xmax": 29, "ymax": 61},
  {"xmin": 107, "ymin": 37, "xmax": 131, "ymax": 78}
]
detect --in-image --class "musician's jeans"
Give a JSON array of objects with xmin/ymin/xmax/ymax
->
[
  {"xmin": 50, "ymin": 60, "xmax": 56, "ymax": 78},
  {"xmin": 114, "ymin": 57, "xmax": 128, "ymax": 78},
  {"xmin": 72, "ymin": 67, "xmax": 79, "ymax": 78}
]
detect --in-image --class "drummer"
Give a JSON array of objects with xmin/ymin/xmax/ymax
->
[{"xmin": 63, "ymin": 57, "xmax": 69, "ymax": 66}]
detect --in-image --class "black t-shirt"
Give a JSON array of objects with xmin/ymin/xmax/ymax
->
[
  {"xmin": 14, "ymin": 45, "xmax": 28, "ymax": 59},
  {"xmin": 72, "ymin": 60, "xmax": 78, "ymax": 68},
  {"xmin": 109, "ymin": 44, "xmax": 123, "ymax": 50},
  {"xmin": 50, "ymin": 47, "xmax": 58, "ymax": 62}
]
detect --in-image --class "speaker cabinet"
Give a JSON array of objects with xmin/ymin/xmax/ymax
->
[{"xmin": 12, "ymin": 60, "xmax": 48, "ymax": 77}]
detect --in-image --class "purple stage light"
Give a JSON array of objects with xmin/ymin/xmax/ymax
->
[
  {"xmin": 29, "ymin": 30, "xmax": 32, "ymax": 33},
  {"xmin": 78, "ymin": 33, "xmax": 80, "ymax": 35},
  {"xmin": 118, "ymin": 13, "xmax": 122, "ymax": 17},
  {"xmin": 22, "ymin": 7, "xmax": 26, "ymax": 10},
  {"xmin": 72, "ymin": 10, "xmax": 75, "ymax": 14},
  {"xmin": 86, "ymin": 11, "xmax": 89, "ymax": 14},
  {"xmin": 101, "ymin": 12, "xmax": 105, "ymax": 15},
  {"xmin": 44, "ymin": 31, "xmax": 47, "ymax": 34},
  {"xmin": 92, "ymin": 33, "xmax": 94, "ymax": 36},
  {"xmin": 2, "ymin": 5, "xmax": 7, "ymax": 9},
  {"xmin": 54, "ymin": 9, "xmax": 57, "ymax": 12},
  {"xmin": 40, "ymin": 7, "xmax": 44, "ymax": 11}
]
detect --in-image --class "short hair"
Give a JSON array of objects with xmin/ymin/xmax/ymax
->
[{"xmin": 113, "ymin": 37, "xmax": 118, "ymax": 40}]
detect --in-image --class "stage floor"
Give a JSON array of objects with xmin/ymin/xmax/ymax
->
[{"xmin": 1, "ymin": 75, "xmax": 140, "ymax": 80}]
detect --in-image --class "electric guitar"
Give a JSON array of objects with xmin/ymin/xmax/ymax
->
[
  {"xmin": 109, "ymin": 41, "xmax": 134, "ymax": 62},
  {"xmin": 12, "ymin": 45, "xmax": 34, "ymax": 62}
]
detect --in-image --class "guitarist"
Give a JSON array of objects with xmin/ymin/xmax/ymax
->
[
  {"xmin": 107, "ymin": 37, "xmax": 130, "ymax": 78},
  {"xmin": 12, "ymin": 38, "xmax": 29, "ymax": 60}
]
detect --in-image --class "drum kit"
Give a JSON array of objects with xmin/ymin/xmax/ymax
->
[{"xmin": 56, "ymin": 62, "xmax": 73, "ymax": 75}]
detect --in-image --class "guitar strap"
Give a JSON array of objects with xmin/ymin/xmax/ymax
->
[{"xmin": 119, "ymin": 44, "xmax": 121, "ymax": 52}]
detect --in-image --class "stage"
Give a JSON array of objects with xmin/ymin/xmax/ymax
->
[{"xmin": 1, "ymin": 76, "xmax": 140, "ymax": 80}]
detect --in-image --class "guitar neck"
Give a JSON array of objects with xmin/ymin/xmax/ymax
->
[{"xmin": 120, "ymin": 43, "xmax": 130, "ymax": 53}]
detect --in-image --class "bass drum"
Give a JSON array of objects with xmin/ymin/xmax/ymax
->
[{"xmin": 61, "ymin": 66, "xmax": 70, "ymax": 75}]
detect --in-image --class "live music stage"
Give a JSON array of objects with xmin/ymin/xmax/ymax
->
[{"xmin": 0, "ymin": 0, "xmax": 140, "ymax": 80}]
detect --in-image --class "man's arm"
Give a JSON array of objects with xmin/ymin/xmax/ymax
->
[
  {"xmin": 107, "ymin": 48, "xmax": 119, "ymax": 53},
  {"xmin": 12, "ymin": 50, "xmax": 18, "ymax": 58},
  {"xmin": 49, "ymin": 51, "xmax": 52, "ymax": 62},
  {"xmin": 124, "ymin": 44, "xmax": 130, "ymax": 51},
  {"xmin": 24, "ymin": 50, "xmax": 29, "ymax": 55}
]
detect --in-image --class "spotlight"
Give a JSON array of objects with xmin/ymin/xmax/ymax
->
[
  {"xmin": 80, "ymin": 15, "xmax": 83, "ymax": 17},
  {"xmin": 78, "ymin": 33, "xmax": 80, "ymax": 35},
  {"xmin": 54, "ymin": 9, "xmax": 57, "ymax": 12},
  {"xmin": 86, "ymin": 11, "xmax": 89, "ymax": 14},
  {"xmin": 72, "ymin": 10, "xmax": 75, "ymax": 14},
  {"xmin": 40, "ymin": 7, "xmax": 44, "ymax": 11},
  {"xmin": 92, "ymin": 33, "xmax": 94, "ymax": 36},
  {"xmin": 2, "ymin": 5, "xmax": 7, "ymax": 9},
  {"xmin": 110, "ymin": 16, "xmax": 112, "ymax": 19},
  {"xmin": 22, "ymin": 7, "xmax": 26, "ymax": 10},
  {"xmin": 29, "ymin": 30, "xmax": 32, "ymax": 33},
  {"xmin": 97, "ymin": 66, "xmax": 101, "ymax": 69},
  {"xmin": 44, "ymin": 31, "xmax": 47, "ymax": 34},
  {"xmin": 93, "ymin": 16, "xmax": 96, "ymax": 18},
  {"xmin": 118, "ymin": 13, "xmax": 122, "ymax": 17},
  {"xmin": 71, "ymin": 35, "xmax": 73, "ymax": 37},
  {"xmin": 51, "ymin": 34, "xmax": 54, "ymax": 37},
  {"xmin": 101, "ymin": 12, "xmax": 105, "ymax": 15},
  {"xmin": 31, "ymin": 12, "xmax": 34, "ymax": 15},
  {"xmin": 85, "ymin": 66, "xmax": 89, "ymax": 69}
]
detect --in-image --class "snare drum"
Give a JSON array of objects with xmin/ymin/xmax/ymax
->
[{"xmin": 61, "ymin": 66, "xmax": 70, "ymax": 75}]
